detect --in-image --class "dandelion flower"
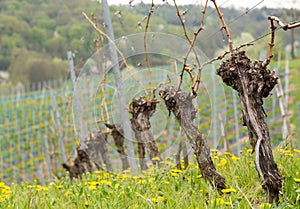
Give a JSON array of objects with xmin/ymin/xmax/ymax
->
[
  {"xmin": 294, "ymin": 178, "xmax": 300, "ymax": 183},
  {"xmin": 151, "ymin": 197, "xmax": 158, "ymax": 203},
  {"xmin": 260, "ymin": 203, "xmax": 272, "ymax": 208},
  {"xmin": 217, "ymin": 157, "xmax": 227, "ymax": 167},
  {"xmin": 221, "ymin": 188, "xmax": 237, "ymax": 194}
]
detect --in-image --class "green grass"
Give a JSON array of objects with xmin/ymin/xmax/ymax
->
[{"xmin": 0, "ymin": 148, "xmax": 299, "ymax": 208}]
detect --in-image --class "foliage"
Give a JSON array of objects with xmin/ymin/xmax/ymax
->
[
  {"xmin": 0, "ymin": 149, "xmax": 299, "ymax": 208},
  {"xmin": 0, "ymin": 0, "xmax": 299, "ymax": 85}
]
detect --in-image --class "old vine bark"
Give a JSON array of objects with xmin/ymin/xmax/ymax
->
[
  {"xmin": 217, "ymin": 50, "xmax": 282, "ymax": 202},
  {"xmin": 62, "ymin": 131, "xmax": 112, "ymax": 181},
  {"xmin": 160, "ymin": 86, "xmax": 225, "ymax": 189},
  {"xmin": 104, "ymin": 123, "xmax": 130, "ymax": 171},
  {"xmin": 129, "ymin": 97, "xmax": 161, "ymax": 169}
]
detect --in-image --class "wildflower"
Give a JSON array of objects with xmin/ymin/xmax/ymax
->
[
  {"xmin": 56, "ymin": 185, "xmax": 63, "ymax": 189},
  {"xmin": 88, "ymin": 181, "xmax": 99, "ymax": 186},
  {"xmin": 151, "ymin": 197, "xmax": 158, "ymax": 203},
  {"xmin": 36, "ymin": 185, "xmax": 48, "ymax": 191},
  {"xmin": 259, "ymin": 203, "xmax": 272, "ymax": 208},
  {"xmin": 123, "ymin": 169, "xmax": 131, "ymax": 173},
  {"xmin": 84, "ymin": 201, "xmax": 89, "ymax": 207},
  {"xmin": 284, "ymin": 153, "xmax": 294, "ymax": 157},
  {"xmin": 234, "ymin": 175, "xmax": 240, "ymax": 179},
  {"xmin": 294, "ymin": 149, "xmax": 300, "ymax": 153},
  {"xmin": 231, "ymin": 155, "xmax": 239, "ymax": 161},
  {"xmin": 88, "ymin": 185, "xmax": 97, "ymax": 190},
  {"xmin": 170, "ymin": 169, "xmax": 183, "ymax": 173},
  {"xmin": 138, "ymin": 180, "xmax": 146, "ymax": 184},
  {"xmin": 149, "ymin": 178, "xmax": 155, "ymax": 182},
  {"xmin": 164, "ymin": 181, "xmax": 170, "ymax": 185},
  {"xmin": 171, "ymin": 173, "xmax": 178, "ymax": 177},
  {"xmin": 114, "ymin": 183, "xmax": 120, "ymax": 189},
  {"xmin": 65, "ymin": 191, "xmax": 71, "ymax": 195},
  {"xmin": 197, "ymin": 174, "xmax": 202, "ymax": 178},
  {"xmin": 224, "ymin": 152, "xmax": 231, "ymax": 156},
  {"xmin": 246, "ymin": 149, "xmax": 253, "ymax": 153},
  {"xmin": 217, "ymin": 157, "xmax": 227, "ymax": 167},
  {"xmin": 294, "ymin": 178, "xmax": 300, "ymax": 183},
  {"xmin": 215, "ymin": 197, "xmax": 231, "ymax": 205},
  {"xmin": 221, "ymin": 188, "xmax": 237, "ymax": 194},
  {"xmin": 151, "ymin": 157, "xmax": 160, "ymax": 161},
  {"xmin": 100, "ymin": 180, "xmax": 112, "ymax": 187}
]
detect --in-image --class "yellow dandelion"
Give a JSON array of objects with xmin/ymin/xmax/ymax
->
[
  {"xmin": 151, "ymin": 197, "xmax": 158, "ymax": 203},
  {"xmin": 114, "ymin": 183, "xmax": 120, "ymax": 189},
  {"xmin": 123, "ymin": 169, "xmax": 131, "ymax": 173},
  {"xmin": 151, "ymin": 157, "xmax": 160, "ymax": 161},
  {"xmin": 100, "ymin": 180, "xmax": 112, "ymax": 186},
  {"xmin": 231, "ymin": 155, "xmax": 239, "ymax": 161},
  {"xmin": 56, "ymin": 185, "xmax": 63, "ymax": 189},
  {"xmin": 88, "ymin": 185, "xmax": 97, "ymax": 190},
  {"xmin": 171, "ymin": 173, "xmax": 178, "ymax": 177},
  {"xmin": 217, "ymin": 157, "xmax": 227, "ymax": 167},
  {"xmin": 221, "ymin": 188, "xmax": 237, "ymax": 194},
  {"xmin": 260, "ymin": 203, "xmax": 272, "ymax": 208},
  {"xmin": 36, "ymin": 185, "xmax": 48, "ymax": 191},
  {"xmin": 138, "ymin": 180, "xmax": 146, "ymax": 184},
  {"xmin": 215, "ymin": 197, "xmax": 231, "ymax": 205},
  {"xmin": 294, "ymin": 149, "xmax": 300, "ymax": 153},
  {"xmin": 88, "ymin": 181, "xmax": 99, "ymax": 187},
  {"xmin": 284, "ymin": 153, "xmax": 294, "ymax": 157},
  {"xmin": 170, "ymin": 169, "xmax": 183, "ymax": 173},
  {"xmin": 294, "ymin": 178, "xmax": 300, "ymax": 183}
]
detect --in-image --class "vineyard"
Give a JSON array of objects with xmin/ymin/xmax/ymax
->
[{"xmin": 0, "ymin": 57, "xmax": 296, "ymax": 185}]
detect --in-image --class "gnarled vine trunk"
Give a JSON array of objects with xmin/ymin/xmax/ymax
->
[
  {"xmin": 160, "ymin": 86, "xmax": 225, "ymax": 189},
  {"xmin": 129, "ymin": 97, "xmax": 161, "ymax": 169},
  {"xmin": 104, "ymin": 123, "xmax": 130, "ymax": 171},
  {"xmin": 217, "ymin": 50, "xmax": 282, "ymax": 203},
  {"xmin": 62, "ymin": 131, "xmax": 112, "ymax": 181}
]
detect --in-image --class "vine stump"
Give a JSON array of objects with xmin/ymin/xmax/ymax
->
[{"xmin": 217, "ymin": 50, "xmax": 282, "ymax": 203}]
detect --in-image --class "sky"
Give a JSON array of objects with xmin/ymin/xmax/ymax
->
[{"xmin": 108, "ymin": 0, "xmax": 300, "ymax": 9}]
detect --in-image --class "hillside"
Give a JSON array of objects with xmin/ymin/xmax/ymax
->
[{"xmin": 0, "ymin": 0, "xmax": 299, "ymax": 85}]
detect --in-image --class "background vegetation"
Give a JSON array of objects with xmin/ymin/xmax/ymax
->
[{"xmin": 0, "ymin": 0, "xmax": 299, "ymax": 85}]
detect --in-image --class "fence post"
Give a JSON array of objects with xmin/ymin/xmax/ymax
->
[
  {"xmin": 102, "ymin": 0, "xmax": 137, "ymax": 172},
  {"xmin": 211, "ymin": 64, "xmax": 218, "ymax": 148},
  {"xmin": 233, "ymin": 90, "xmax": 240, "ymax": 155},
  {"xmin": 44, "ymin": 133, "xmax": 54, "ymax": 182},
  {"xmin": 298, "ymin": 103, "xmax": 300, "ymax": 142},
  {"xmin": 67, "ymin": 51, "xmax": 88, "ymax": 150},
  {"xmin": 50, "ymin": 92, "xmax": 67, "ymax": 163}
]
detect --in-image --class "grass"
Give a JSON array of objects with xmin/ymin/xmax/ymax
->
[{"xmin": 0, "ymin": 148, "xmax": 299, "ymax": 209}]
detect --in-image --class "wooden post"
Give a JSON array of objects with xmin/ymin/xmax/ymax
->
[
  {"xmin": 50, "ymin": 92, "xmax": 67, "ymax": 163},
  {"xmin": 102, "ymin": 0, "xmax": 137, "ymax": 172}
]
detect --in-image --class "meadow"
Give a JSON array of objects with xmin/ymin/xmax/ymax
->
[{"xmin": 0, "ymin": 148, "xmax": 299, "ymax": 208}]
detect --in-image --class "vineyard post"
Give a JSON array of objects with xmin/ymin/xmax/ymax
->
[
  {"xmin": 44, "ymin": 133, "xmax": 54, "ymax": 182},
  {"xmin": 50, "ymin": 92, "xmax": 67, "ymax": 163},
  {"xmin": 67, "ymin": 51, "xmax": 87, "ymax": 149},
  {"xmin": 102, "ymin": 0, "xmax": 137, "ymax": 172},
  {"xmin": 233, "ymin": 90, "xmax": 240, "ymax": 155},
  {"xmin": 211, "ymin": 64, "xmax": 217, "ymax": 149},
  {"xmin": 298, "ymin": 103, "xmax": 300, "ymax": 142}
]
